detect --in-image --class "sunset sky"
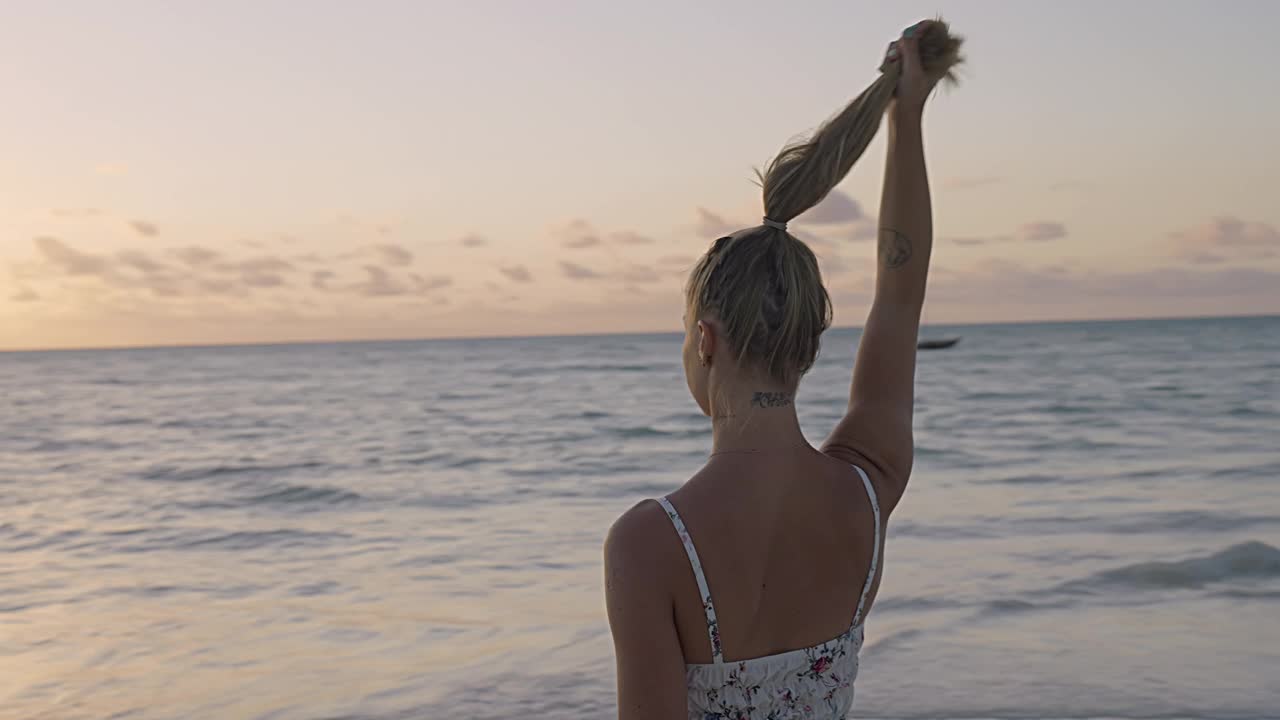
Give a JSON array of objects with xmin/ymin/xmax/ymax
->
[{"xmin": 3, "ymin": 0, "xmax": 1278, "ymax": 350}]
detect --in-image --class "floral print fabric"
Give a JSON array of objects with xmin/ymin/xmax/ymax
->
[{"xmin": 656, "ymin": 465, "xmax": 881, "ymax": 720}]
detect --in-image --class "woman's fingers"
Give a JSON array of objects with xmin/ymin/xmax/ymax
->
[{"xmin": 900, "ymin": 31, "xmax": 922, "ymax": 76}]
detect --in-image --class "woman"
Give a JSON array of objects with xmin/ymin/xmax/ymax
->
[{"xmin": 604, "ymin": 21, "xmax": 958, "ymax": 719}]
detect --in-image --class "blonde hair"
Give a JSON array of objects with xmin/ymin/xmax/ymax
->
[{"xmin": 687, "ymin": 19, "xmax": 963, "ymax": 386}]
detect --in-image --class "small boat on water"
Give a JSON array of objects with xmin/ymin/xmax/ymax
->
[{"xmin": 917, "ymin": 337, "xmax": 960, "ymax": 350}]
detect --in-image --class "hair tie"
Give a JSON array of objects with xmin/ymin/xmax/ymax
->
[{"xmin": 762, "ymin": 217, "xmax": 788, "ymax": 231}]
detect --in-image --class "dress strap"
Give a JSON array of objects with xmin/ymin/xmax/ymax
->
[
  {"xmin": 655, "ymin": 496, "xmax": 724, "ymax": 663},
  {"xmin": 850, "ymin": 465, "xmax": 882, "ymax": 627}
]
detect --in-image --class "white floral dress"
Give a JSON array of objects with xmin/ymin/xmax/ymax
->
[{"xmin": 655, "ymin": 465, "xmax": 881, "ymax": 720}]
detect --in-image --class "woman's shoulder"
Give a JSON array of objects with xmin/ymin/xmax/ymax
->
[
  {"xmin": 604, "ymin": 498, "xmax": 685, "ymax": 579},
  {"xmin": 816, "ymin": 445, "xmax": 903, "ymax": 518}
]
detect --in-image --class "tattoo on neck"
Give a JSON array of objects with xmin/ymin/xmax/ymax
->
[
  {"xmin": 751, "ymin": 391, "xmax": 793, "ymax": 408},
  {"xmin": 878, "ymin": 227, "xmax": 912, "ymax": 269}
]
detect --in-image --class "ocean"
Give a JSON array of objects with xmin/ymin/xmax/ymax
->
[{"xmin": 2, "ymin": 315, "xmax": 1278, "ymax": 720}]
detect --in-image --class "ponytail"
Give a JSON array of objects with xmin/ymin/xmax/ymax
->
[
  {"xmin": 759, "ymin": 19, "xmax": 963, "ymax": 225},
  {"xmin": 688, "ymin": 20, "xmax": 963, "ymax": 385}
]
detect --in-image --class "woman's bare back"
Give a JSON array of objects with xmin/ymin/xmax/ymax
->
[{"xmin": 651, "ymin": 446, "xmax": 884, "ymax": 665}]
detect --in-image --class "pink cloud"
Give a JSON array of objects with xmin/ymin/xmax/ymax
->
[
  {"xmin": 695, "ymin": 207, "xmax": 737, "ymax": 239},
  {"xmin": 557, "ymin": 219, "xmax": 602, "ymax": 249},
  {"xmin": 370, "ymin": 244, "xmax": 414, "ymax": 267},
  {"xmin": 499, "ymin": 265, "xmax": 533, "ymax": 283},
  {"xmin": 798, "ymin": 189, "xmax": 864, "ymax": 225},
  {"xmin": 560, "ymin": 261, "xmax": 601, "ymax": 279},
  {"xmin": 34, "ymin": 236, "xmax": 111, "ymax": 276},
  {"xmin": 610, "ymin": 231, "xmax": 655, "ymax": 245},
  {"xmin": 412, "ymin": 274, "xmax": 452, "ymax": 292},
  {"xmin": 116, "ymin": 250, "xmax": 168, "ymax": 274},
  {"xmin": 129, "ymin": 220, "xmax": 159, "ymax": 237},
  {"xmin": 1171, "ymin": 217, "xmax": 1279, "ymax": 252},
  {"xmin": 1018, "ymin": 222, "xmax": 1068, "ymax": 242}
]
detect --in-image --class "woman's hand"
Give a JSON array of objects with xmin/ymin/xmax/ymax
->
[{"xmin": 884, "ymin": 20, "xmax": 947, "ymax": 119}]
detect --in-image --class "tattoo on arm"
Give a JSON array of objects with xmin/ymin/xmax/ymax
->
[
  {"xmin": 751, "ymin": 391, "xmax": 793, "ymax": 408},
  {"xmin": 878, "ymin": 228, "xmax": 912, "ymax": 269}
]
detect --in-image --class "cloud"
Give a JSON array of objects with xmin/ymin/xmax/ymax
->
[
  {"xmin": 213, "ymin": 256, "xmax": 295, "ymax": 275},
  {"xmin": 10, "ymin": 287, "xmax": 39, "ymax": 302},
  {"xmin": 311, "ymin": 270, "xmax": 335, "ymax": 290},
  {"xmin": 171, "ymin": 246, "xmax": 222, "ymax": 267},
  {"xmin": 343, "ymin": 266, "xmax": 450, "ymax": 297},
  {"xmin": 31, "ymin": 236, "xmax": 307, "ymax": 299},
  {"xmin": 695, "ymin": 207, "xmax": 737, "ymax": 239},
  {"xmin": 560, "ymin": 260, "xmax": 601, "ymax": 279},
  {"xmin": 944, "ymin": 176, "xmax": 1005, "ymax": 191},
  {"xmin": 23, "ymin": 234, "xmax": 471, "ymax": 307},
  {"xmin": 34, "ymin": 236, "xmax": 112, "ymax": 276},
  {"xmin": 460, "ymin": 234, "xmax": 488, "ymax": 248},
  {"xmin": 352, "ymin": 265, "xmax": 406, "ymax": 297},
  {"xmin": 197, "ymin": 278, "xmax": 239, "ymax": 295},
  {"xmin": 1018, "ymin": 222, "xmax": 1068, "ymax": 242},
  {"xmin": 798, "ymin": 189, "xmax": 864, "ymax": 225},
  {"xmin": 242, "ymin": 272, "xmax": 287, "ymax": 289},
  {"xmin": 563, "ymin": 236, "xmax": 601, "ymax": 249},
  {"xmin": 129, "ymin": 220, "xmax": 159, "ymax": 237},
  {"xmin": 34, "ymin": 237, "xmax": 191, "ymax": 297},
  {"xmin": 557, "ymin": 219, "xmax": 602, "ymax": 249},
  {"xmin": 946, "ymin": 222, "xmax": 1065, "ymax": 246},
  {"xmin": 116, "ymin": 250, "xmax": 168, "ymax": 274},
  {"xmin": 370, "ymin": 243, "xmax": 414, "ymax": 267},
  {"xmin": 931, "ymin": 260, "xmax": 1280, "ymax": 306},
  {"xmin": 610, "ymin": 231, "xmax": 656, "ymax": 246},
  {"xmin": 1170, "ymin": 216, "xmax": 1279, "ymax": 255},
  {"xmin": 411, "ymin": 274, "xmax": 452, "ymax": 292},
  {"xmin": 138, "ymin": 278, "xmax": 184, "ymax": 297},
  {"xmin": 499, "ymin": 265, "xmax": 533, "ymax": 283}
]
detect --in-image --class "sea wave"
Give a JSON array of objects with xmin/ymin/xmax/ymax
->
[
  {"xmin": 242, "ymin": 483, "xmax": 363, "ymax": 507},
  {"xmin": 893, "ymin": 511, "xmax": 1280, "ymax": 540},
  {"xmin": 140, "ymin": 461, "xmax": 330, "ymax": 483},
  {"xmin": 606, "ymin": 425, "xmax": 679, "ymax": 439},
  {"xmin": 174, "ymin": 529, "xmax": 350, "ymax": 551},
  {"xmin": 1061, "ymin": 541, "xmax": 1280, "ymax": 592}
]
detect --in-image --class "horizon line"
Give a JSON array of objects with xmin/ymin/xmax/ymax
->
[{"xmin": 2, "ymin": 311, "xmax": 1277, "ymax": 355}]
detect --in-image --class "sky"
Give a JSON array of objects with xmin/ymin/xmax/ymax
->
[{"xmin": 2, "ymin": 0, "xmax": 1279, "ymax": 350}]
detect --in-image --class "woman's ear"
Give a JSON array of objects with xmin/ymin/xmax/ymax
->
[{"xmin": 696, "ymin": 320, "xmax": 716, "ymax": 366}]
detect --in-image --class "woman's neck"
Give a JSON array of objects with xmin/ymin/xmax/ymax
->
[{"xmin": 709, "ymin": 387, "xmax": 808, "ymax": 454}]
